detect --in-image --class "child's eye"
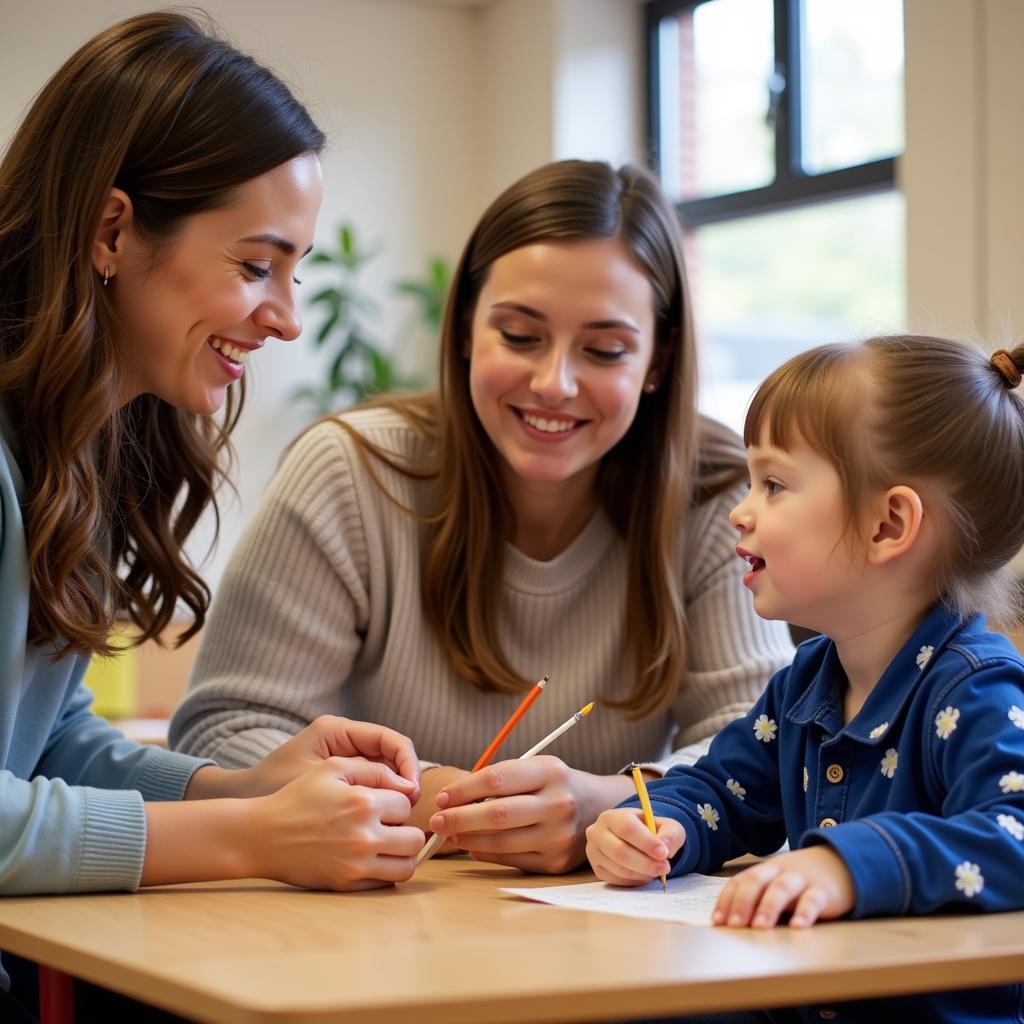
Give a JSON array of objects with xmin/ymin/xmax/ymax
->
[
  {"xmin": 764, "ymin": 478, "xmax": 783, "ymax": 497},
  {"xmin": 242, "ymin": 261, "xmax": 272, "ymax": 280}
]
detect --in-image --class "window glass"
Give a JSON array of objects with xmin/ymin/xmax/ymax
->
[
  {"xmin": 658, "ymin": 0, "xmax": 775, "ymax": 202},
  {"xmin": 690, "ymin": 191, "xmax": 906, "ymax": 432},
  {"xmin": 801, "ymin": 0, "xmax": 904, "ymax": 174}
]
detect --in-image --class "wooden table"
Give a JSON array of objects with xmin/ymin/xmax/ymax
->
[{"xmin": 1, "ymin": 857, "xmax": 1023, "ymax": 1024}]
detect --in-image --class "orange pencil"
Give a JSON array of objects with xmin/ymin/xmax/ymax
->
[
  {"xmin": 415, "ymin": 674, "xmax": 548, "ymax": 866},
  {"xmin": 471, "ymin": 674, "xmax": 548, "ymax": 771}
]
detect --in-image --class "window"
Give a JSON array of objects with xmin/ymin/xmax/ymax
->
[{"xmin": 647, "ymin": 0, "xmax": 905, "ymax": 432}]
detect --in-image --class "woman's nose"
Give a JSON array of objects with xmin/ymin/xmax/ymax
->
[
  {"xmin": 254, "ymin": 284, "xmax": 302, "ymax": 342},
  {"xmin": 531, "ymin": 349, "xmax": 577, "ymax": 402}
]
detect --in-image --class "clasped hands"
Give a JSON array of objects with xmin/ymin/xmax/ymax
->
[
  {"xmin": 185, "ymin": 715, "xmax": 426, "ymax": 890},
  {"xmin": 187, "ymin": 723, "xmax": 600, "ymax": 888}
]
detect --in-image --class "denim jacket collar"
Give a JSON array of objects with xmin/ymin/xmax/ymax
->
[{"xmin": 786, "ymin": 603, "xmax": 977, "ymax": 743}]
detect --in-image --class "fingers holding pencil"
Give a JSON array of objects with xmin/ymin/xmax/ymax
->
[
  {"xmin": 415, "ymin": 675, "xmax": 550, "ymax": 866},
  {"xmin": 429, "ymin": 757, "xmax": 584, "ymax": 872},
  {"xmin": 426, "ymin": 703, "xmax": 598, "ymax": 874},
  {"xmin": 429, "ymin": 702, "xmax": 595, "ymax": 818},
  {"xmin": 631, "ymin": 763, "xmax": 667, "ymax": 892},
  {"xmin": 585, "ymin": 807, "xmax": 684, "ymax": 888}
]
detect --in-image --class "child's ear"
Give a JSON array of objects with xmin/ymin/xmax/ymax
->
[{"xmin": 867, "ymin": 485, "xmax": 924, "ymax": 565}]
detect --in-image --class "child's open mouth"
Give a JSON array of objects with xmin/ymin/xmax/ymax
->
[{"xmin": 736, "ymin": 547, "xmax": 765, "ymax": 587}]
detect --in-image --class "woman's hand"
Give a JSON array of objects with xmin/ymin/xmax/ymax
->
[
  {"xmin": 427, "ymin": 756, "xmax": 633, "ymax": 874},
  {"xmin": 248, "ymin": 757, "xmax": 425, "ymax": 891},
  {"xmin": 408, "ymin": 766, "xmax": 470, "ymax": 855},
  {"xmin": 712, "ymin": 847, "xmax": 855, "ymax": 928},
  {"xmin": 187, "ymin": 716, "xmax": 421, "ymax": 802},
  {"xmin": 585, "ymin": 807, "xmax": 683, "ymax": 886}
]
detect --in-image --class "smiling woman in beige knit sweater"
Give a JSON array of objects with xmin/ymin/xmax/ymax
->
[{"xmin": 170, "ymin": 160, "xmax": 794, "ymax": 874}]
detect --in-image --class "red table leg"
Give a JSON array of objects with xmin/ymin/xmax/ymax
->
[{"xmin": 38, "ymin": 966, "xmax": 75, "ymax": 1024}]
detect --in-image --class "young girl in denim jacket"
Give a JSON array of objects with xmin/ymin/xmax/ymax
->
[{"xmin": 587, "ymin": 335, "xmax": 1024, "ymax": 1023}]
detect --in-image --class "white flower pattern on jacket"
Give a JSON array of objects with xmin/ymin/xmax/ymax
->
[
  {"xmin": 753, "ymin": 714, "xmax": 777, "ymax": 743},
  {"xmin": 726, "ymin": 778, "xmax": 746, "ymax": 801},
  {"xmin": 869, "ymin": 722, "xmax": 889, "ymax": 739},
  {"xmin": 997, "ymin": 813, "xmax": 1024, "ymax": 841},
  {"xmin": 954, "ymin": 861, "xmax": 984, "ymax": 897},
  {"xmin": 880, "ymin": 749, "xmax": 898, "ymax": 779},
  {"xmin": 698, "ymin": 803, "xmax": 720, "ymax": 831},
  {"xmin": 1000, "ymin": 771, "xmax": 1024, "ymax": 794},
  {"xmin": 916, "ymin": 645, "xmax": 934, "ymax": 669},
  {"xmin": 1010, "ymin": 705, "xmax": 1024, "ymax": 730},
  {"xmin": 935, "ymin": 706, "xmax": 960, "ymax": 740}
]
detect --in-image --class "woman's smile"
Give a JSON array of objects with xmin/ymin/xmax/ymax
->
[{"xmin": 511, "ymin": 405, "xmax": 588, "ymax": 443}]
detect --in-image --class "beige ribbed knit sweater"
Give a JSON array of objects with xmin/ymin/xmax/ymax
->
[{"xmin": 170, "ymin": 407, "xmax": 794, "ymax": 775}]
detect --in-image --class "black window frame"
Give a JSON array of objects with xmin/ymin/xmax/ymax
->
[{"xmin": 645, "ymin": 0, "xmax": 899, "ymax": 228}]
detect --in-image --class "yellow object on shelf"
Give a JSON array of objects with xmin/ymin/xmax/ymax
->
[{"xmin": 84, "ymin": 629, "xmax": 138, "ymax": 720}]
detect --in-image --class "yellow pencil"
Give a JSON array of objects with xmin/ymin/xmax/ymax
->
[{"xmin": 630, "ymin": 762, "xmax": 667, "ymax": 893}]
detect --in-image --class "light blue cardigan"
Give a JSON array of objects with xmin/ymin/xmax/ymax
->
[{"xmin": 0, "ymin": 409, "xmax": 211, "ymax": 923}]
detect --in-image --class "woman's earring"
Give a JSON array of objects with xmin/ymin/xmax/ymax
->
[
  {"xmin": 102, "ymin": 265, "xmax": 111, "ymax": 287},
  {"xmin": 644, "ymin": 380, "xmax": 657, "ymax": 393}
]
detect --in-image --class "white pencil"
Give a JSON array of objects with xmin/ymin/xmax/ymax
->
[
  {"xmin": 517, "ymin": 702, "xmax": 595, "ymax": 759},
  {"xmin": 414, "ymin": 701, "xmax": 595, "ymax": 868}
]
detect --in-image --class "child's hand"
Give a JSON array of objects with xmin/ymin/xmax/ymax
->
[
  {"xmin": 585, "ymin": 807, "xmax": 685, "ymax": 886},
  {"xmin": 713, "ymin": 846, "xmax": 855, "ymax": 928},
  {"xmin": 238, "ymin": 716, "xmax": 421, "ymax": 801},
  {"xmin": 250, "ymin": 757, "xmax": 425, "ymax": 891}
]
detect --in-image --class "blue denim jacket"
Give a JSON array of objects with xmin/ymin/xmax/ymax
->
[{"xmin": 625, "ymin": 602, "xmax": 1024, "ymax": 1023}]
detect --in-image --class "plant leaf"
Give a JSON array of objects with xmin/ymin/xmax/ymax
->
[
  {"xmin": 369, "ymin": 348, "xmax": 395, "ymax": 393},
  {"xmin": 315, "ymin": 313, "xmax": 340, "ymax": 345},
  {"xmin": 309, "ymin": 287, "xmax": 341, "ymax": 306}
]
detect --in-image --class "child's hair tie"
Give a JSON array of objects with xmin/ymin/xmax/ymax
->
[{"xmin": 990, "ymin": 349, "xmax": 1022, "ymax": 388}]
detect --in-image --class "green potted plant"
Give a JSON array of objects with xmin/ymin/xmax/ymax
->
[{"xmin": 294, "ymin": 223, "xmax": 451, "ymax": 416}]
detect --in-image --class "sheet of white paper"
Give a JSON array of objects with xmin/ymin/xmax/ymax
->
[{"xmin": 501, "ymin": 874, "xmax": 729, "ymax": 926}]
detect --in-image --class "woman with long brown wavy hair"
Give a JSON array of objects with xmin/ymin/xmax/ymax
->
[
  {"xmin": 173, "ymin": 159, "xmax": 795, "ymax": 875},
  {"xmin": 0, "ymin": 14, "xmax": 427, "ymax": 1011}
]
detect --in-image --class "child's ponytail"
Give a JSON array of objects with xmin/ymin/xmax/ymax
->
[{"xmin": 990, "ymin": 347, "xmax": 1024, "ymax": 389}]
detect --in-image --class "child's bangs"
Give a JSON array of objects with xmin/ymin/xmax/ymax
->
[{"xmin": 743, "ymin": 344, "xmax": 861, "ymax": 461}]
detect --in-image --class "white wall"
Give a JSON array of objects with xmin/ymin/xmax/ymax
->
[
  {"xmin": 553, "ymin": 0, "xmax": 644, "ymax": 169},
  {"xmin": 479, "ymin": 0, "xmax": 557, "ymax": 197},
  {"xmin": 480, "ymin": 0, "xmax": 644, "ymax": 198},
  {"xmin": 903, "ymin": 0, "xmax": 1024, "ymax": 344}
]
